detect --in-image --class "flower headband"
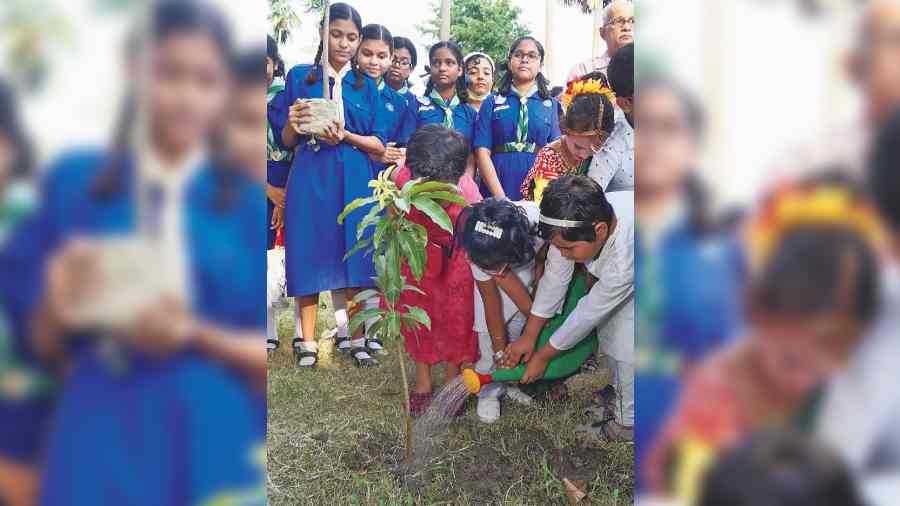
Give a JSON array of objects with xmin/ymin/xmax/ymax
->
[
  {"xmin": 747, "ymin": 184, "xmax": 885, "ymax": 270},
  {"xmin": 560, "ymin": 78, "xmax": 617, "ymax": 138}
]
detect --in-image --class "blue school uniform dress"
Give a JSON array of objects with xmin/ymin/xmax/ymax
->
[
  {"xmin": 267, "ymin": 77, "xmax": 293, "ymax": 249},
  {"xmin": 0, "ymin": 183, "xmax": 55, "ymax": 466},
  {"xmin": 473, "ymin": 89, "xmax": 561, "ymax": 200},
  {"xmin": 371, "ymin": 81, "xmax": 416, "ymax": 175},
  {"xmin": 413, "ymin": 90, "xmax": 478, "ymax": 144},
  {"xmin": 634, "ymin": 219, "xmax": 745, "ymax": 492},
  {"xmin": 272, "ymin": 65, "xmax": 388, "ymax": 297},
  {"xmin": 0, "ymin": 150, "xmax": 266, "ymax": 506}
]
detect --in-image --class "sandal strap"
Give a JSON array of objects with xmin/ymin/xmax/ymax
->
[
  {"xmin": 366, "ymin": 338, "xmax": 385, "ymax": 348},
  {"xmin": 267, "ymin": 338, "xmax": 280, "ymax": 349},
  {"xmin": 295, "ymin": 350, "xmax": 318, "ymax": 359},
  {"xmin": 350, "ymin": 347, "xmax": 372, "ymax": 360}
]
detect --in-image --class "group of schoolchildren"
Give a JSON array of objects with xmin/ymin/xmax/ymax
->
[
  {"xmin": 265, "ymin": 1, "xmax": 637, "ymax": 434},
  {"xmin": 0, "ymin": 2, "xmax": 270, "ymax": 505}
]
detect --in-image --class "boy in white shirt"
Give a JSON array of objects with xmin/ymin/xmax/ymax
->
[{"xmin": 502, "ymin": 175, "xmax": 635, "ymax": 440}]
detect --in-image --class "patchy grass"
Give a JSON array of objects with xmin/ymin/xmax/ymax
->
[{"xmin": 267, "ymin": 294, "xmax": 634, "ymax": 505}]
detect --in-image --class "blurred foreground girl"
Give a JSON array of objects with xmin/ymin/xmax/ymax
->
[
  {"xmin": 1, "ymin": 2, "xmax": 267, "ymax": 504},
  {"xmin": 646, "ymin": 177, "xmax": 882, "ymax": 504}
]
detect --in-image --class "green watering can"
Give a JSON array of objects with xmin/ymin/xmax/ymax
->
[{"xmin": 462, "ymin": 271, "xmax": 597, "ymax": 394}]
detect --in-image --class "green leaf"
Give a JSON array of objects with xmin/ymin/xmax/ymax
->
[
  {"xmin": 385, "ymin": 312, "xmax": 401, "ymax": 337},
  {"xmin": 402, "ymin": 305, "xmax": 432, "ymax": 331},
  {"xmin": 384, "ymin": 240, "xmax": 403, "ymax": 304},
  {"xmin": 372, "ymin": 217, "xmax": 390, "ymax": 251},
  {"xmin": 351, "ymin": 289, "xmax": 380, "ymax": 304},
  {"xmin": 374, "ymin": 254, "xmax": 388, "ymax": 292},
  {"xmin": 348, "ymin": 307, "xmax": 385, "ymax": 335},
  {"xmin": 356, "ymin": 203, "xmax": 382, "ymax": 240},
  {"xmin": 367, "ymin": 319, "xmax": 388, "ymax": 342},
  {"xmin": 411, "ymin": 196, "xmax": 453, "ymax": 233},
  {"xmin": 398, "ymin": 229, "xmax": 426, "ymax": 281},
  {"xmin": 402, "ymin": 284, "xmax": 427, "ymax": 296},
  {"xmin": 407, "ymin": 180, "xmax": 455, "ymax": 197},
  {"xmin": 338, "ymin": 196, "xmax": 378, "ymax": 224},
  {"xmin": 415, "ymin": 191, "xmax": 468, "ymax": 207},
  {"xmin": 394, "ymin": 196, "xmax": 411, "ymax": 214},
  {"xmin": 342, "ymin": 237, "xmax": 371, "ymax": 261}
]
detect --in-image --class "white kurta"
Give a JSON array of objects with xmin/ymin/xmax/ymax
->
[
  {"xmin": 531, "ymin": 191, "xmax": 635, "ymax": 363},
  {"xmin": 588, "ymin": 112, "xmax": 634, "ymax": 192},
  {"xmin": 816, "ymin": 264, "xmax": 900, "ymax": 491}
]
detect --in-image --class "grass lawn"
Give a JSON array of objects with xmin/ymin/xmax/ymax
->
[{"xmin": 267, "ymin": 294, "xmax": 634, "ymax": 505}]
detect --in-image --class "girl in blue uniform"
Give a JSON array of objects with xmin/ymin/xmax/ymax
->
[
  {"xmin": 413, "ymin": 40, "xmax": 479, "ymax": 190},
  {"xmin": 0, "ymin": 77, "xmax": 44, "ymax": 506},
  {"xmin": 0, "ymin": 2, "xmax": 267, "ymax": 504},
  {"xmin": 267, "ymin": 35, "xmax": 291, "ymax": 355},
  {"xmin": 274, "ymin": 3, "xmax": 387, "ymax": 367},
  {"xmin": 356, "ymin": 24, "xmax": 415, "ymax": 174},
  {"xmin": 267, "ymin": 35, "xmax": 291, "ymax": 250},
  {"xmin": 474, "ymin": 36, "xmax": 561, "ymax": 200},
  {"xmin": 385, "ymin": 36, "xmax": 419, "ymax": 116}
]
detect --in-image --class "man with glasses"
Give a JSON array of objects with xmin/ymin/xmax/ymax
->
[{"xmin": 567, "ymin": 0, "xmax": 635, "ymax": 84}]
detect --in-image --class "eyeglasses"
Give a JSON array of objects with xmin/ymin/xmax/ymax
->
[
  {"xmin": 605, "ymin": 16, "xmax": 635, "ymax": 29},
  {"xmin": 510, "ymin": 51, "xmax": 541, "ymax": 62},
  {"xmin": 391, "ymin": 58, "xmax": 411, "ymax": 68}
]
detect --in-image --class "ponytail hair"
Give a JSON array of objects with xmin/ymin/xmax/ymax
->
[
  {"xmin": 423, "ymin": 40, "xmax": 468, "ymax": 102},
  {"xmin": 497, "ymin": 36, "xmax": 551, "ymax": 100},
  {"xmin": 305, "ymin": 2, "xmax": 365, "ymax": 91}
]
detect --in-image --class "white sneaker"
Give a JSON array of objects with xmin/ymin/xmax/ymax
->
[
  {"xmin": 505, "ymin": 386, "xmax": 533, "ymax": 405},
  {"xmin": 476, "ymin": 397, "xmax": 501, "ymax": 424}
]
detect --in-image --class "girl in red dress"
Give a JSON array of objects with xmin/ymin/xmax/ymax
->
[{"xmin": 392, "ymin": 125, "xmax": 480, "ymax": 415}]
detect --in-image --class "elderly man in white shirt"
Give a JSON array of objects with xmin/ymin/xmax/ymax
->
[
  {"xmin": 567, "ymin": 0, "xmax": 635, "ymax": 84},
  {"xmin": 501, "ymin": 175, "xmax": 634, "ymax": 440}
]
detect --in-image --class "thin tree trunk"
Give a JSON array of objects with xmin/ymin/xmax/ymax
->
[
  {"xmin": 397, "ymin": 336, "xmax": 413, "ymax": 464},
  {"xmin": 440, "ymin": 0, "xmax": 451, "ymax": 41}
]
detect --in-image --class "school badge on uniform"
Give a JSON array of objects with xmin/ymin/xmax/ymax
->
[
  {"xmin": 543, "ymin": 99, "xmax": 552, "ymax": 107},
  {"xmin": 385, "ymin": 102, "xmax": 395, "ymax": 112}
]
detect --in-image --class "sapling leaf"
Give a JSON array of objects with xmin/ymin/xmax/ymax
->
[
  {"xmin": 349, "ymin": 307, "xmax": 385, "ymax": 335},
  {"xmin": 351, "ymin": 289, "xmax": 379, "ymax": 304},
  {"xmin": 338, "ymin": 196, "xmax": 378, "ymax": 224},
  {"xmin": 411, "ymin": 196, "xmax": 453, "ymax": 233},
  {"xmin": 402, "ymin": 305, "xmax": 431, "ymax": 330},
  {"xmin": 343, "ymin": 237, "xmax": 371, "ymax": 261},
  {"xmin": 415, "ymin": 191, "xmax": 468, "ymax": 206},
  {"xmin": 398, "ymin": 229, "xmax": 426, "ymax": 281},
  {"xmin": 356, "ymin": 203, "xmax": 382, "ymax": 240}
]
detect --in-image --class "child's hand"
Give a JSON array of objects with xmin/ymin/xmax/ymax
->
[
  {"xmin": 288, "ymin": 99, "xmax": 314, "ymax": 133},
  {"xmin": 127, "ymin": 294, "xmax": 196, "ymax": 357},
  {"xmin": 266, "ymin": 184, "xmax": 286, "ymax": 208},
  {"xmin": 501, "ymin": 337, "xmax": 535, "ymax": 368},
  {"xmin": 319, "ymin": 119, "xmax": 345, "ymax": 146},
  {"xmin": 42, "ymin": 238, "xmax": 100, "ymax": 330},
  {"xmin": 520, "ymin": 353, "xmax": 550, "ymax": 384},
  {"xmin": 271, "ymin": 206, "xmax": 284, "ymax": 230}
]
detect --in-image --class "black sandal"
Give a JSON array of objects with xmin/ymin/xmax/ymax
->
[
  {"xmin": 267, "ymin": 338, "xmax": 280, "ymax": 355},
  {"xmin": 293, "ymin": 338, "xmax": 318, "ymax": 368},
  {"xmin": 365, "ymin": 337, "xmax": 388, "ymax": 356},
  {"xmin": 334, "ymin": 336, "xmax": 352, "ymax": 354},
  {"xmin": 349, "ymin": 346, "xmax": 379, "ymax": 367}
]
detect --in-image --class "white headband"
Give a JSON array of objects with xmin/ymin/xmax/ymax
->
[
  {"xmin": 539, "ymin": 214, "xmax": 590, "ymax": 228},
  {"xmin": 464, "ymin": 52, "xmax": 495, "ymax": 73},
  {"xmin": 474, "ymin": 220, "xmax": 503, "ymax": 239}
]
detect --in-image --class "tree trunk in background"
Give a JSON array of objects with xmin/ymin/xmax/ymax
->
[
  {"xmin": 545, "ymin": 0, "xmax": 555, "ymax": 84},
  {"xmin": 440, "ymin": 0, "xmax": 451, "ymax": 40}
]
